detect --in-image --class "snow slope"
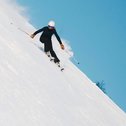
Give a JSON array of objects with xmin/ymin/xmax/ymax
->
[{"xmin": 0, "ymin": 1, "xmax": 126, "ymax": 126}]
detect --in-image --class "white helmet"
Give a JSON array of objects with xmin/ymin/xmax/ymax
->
[{"xmin": 48, "ymin": 20, "xmax": 55, "ymax": 27}]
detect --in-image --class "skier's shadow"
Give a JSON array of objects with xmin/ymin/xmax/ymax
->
[
  {"xmin": 38, "ymin": 46, "xmax": 44, "ymax": 52},
  {"xmin": 34, "ymin": 43, "xmax": 44, "ymax": 52}
]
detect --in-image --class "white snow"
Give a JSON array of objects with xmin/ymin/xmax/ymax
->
[{"xmin": 0, "ymin": 1, "xmax": 126, "ymax": 126}]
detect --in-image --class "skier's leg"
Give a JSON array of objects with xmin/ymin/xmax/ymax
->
[
  {"xmin": 44, "ymin": 42, "xmax": 51, "ymax": 57},
  {"xmin": 44, "ymin": 40, "xmax": 60, "ymax": 63},
  {"xmin": 50, "ymin": 49, "xmax": 60, "ymax": 63}
]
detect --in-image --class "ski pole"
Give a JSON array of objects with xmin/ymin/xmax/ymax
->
[
  {"xmin": 10, "ymin": 22, "xmax": 31, "ymax": 36},
  {"xmin": 18, "ymin": 28, "xmax": 30, "ymax": 36},
  {"xmin": 65, "ymin": 50, "xmax": 80, "ymax": 64}
]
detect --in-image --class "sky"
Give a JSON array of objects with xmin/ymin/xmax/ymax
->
[{"xmin": 16, "ymin": 0, "xmax": 126, "ymax": 112}]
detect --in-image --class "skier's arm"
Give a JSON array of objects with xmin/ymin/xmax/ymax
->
[
  {"xmin": 54, "ymin": 30, "xmax": 65, "ymax": 50},
  {"xmin": 33, "ymin": 27, "xmax": 45, "ymax": 35},
  {"xmin": 54, "ymin": 30, "xmax": 62, "ymax": 44},
  {"xmin": 30, "ymin": 27, "xmax": 45, "ymax": 38}
]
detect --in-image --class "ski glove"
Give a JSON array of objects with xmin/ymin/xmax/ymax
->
[
  {"xmin": 30, "ymin": 34, "xmax": 35, "ymax": 38},
  {"xmin": 60, "ymin": 44, "xmax": 65, "ymax": 50}
]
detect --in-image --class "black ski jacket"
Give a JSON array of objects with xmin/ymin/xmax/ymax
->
[{"xmin": 33, "ymin": 26, "xmax": 62, "ymax": 44}]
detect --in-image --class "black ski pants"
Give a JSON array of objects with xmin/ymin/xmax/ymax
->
[{"xmin": 42, "ymin": 40, "xmax": 60, "ymax": 62}]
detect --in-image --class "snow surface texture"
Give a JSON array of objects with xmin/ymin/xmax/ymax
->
[{"xmin": 0, "ymin": 0, "xmax": 126, "ymax": 126}]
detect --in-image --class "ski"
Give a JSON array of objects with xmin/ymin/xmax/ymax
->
[
  {"xmin": 50, "ymin": 59, "xmax": 64, "ymax": 71},
  {"xmin": 45, "ymin": 53, "xmax": 64, "ymax": 71}
]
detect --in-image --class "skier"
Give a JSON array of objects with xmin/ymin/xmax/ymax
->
[{"xmin": 30, "ymin": 20, "xmax": 64, "ymax": 64}]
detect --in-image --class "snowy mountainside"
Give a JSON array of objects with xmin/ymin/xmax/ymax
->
[{"xmin": 0, "ymin": 1, "xmax": 126, "ymax": 126}]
